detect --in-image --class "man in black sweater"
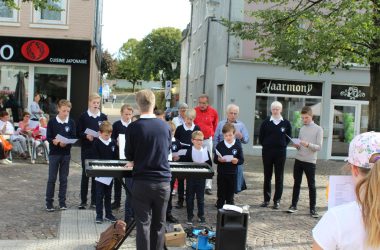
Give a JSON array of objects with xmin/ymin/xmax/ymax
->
[
  {"xmin": 125, "ymin": 89, "xmax": 171, "ymax": 250},
  {"xmin": 259, "ymin": 101, "xmax": 291, "ymax": 209}
]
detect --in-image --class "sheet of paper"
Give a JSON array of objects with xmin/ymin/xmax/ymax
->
[
  {"xmin": 29, "ymin": 120, "xmax": 39, "ymax": 129},
  {"xmin": 328, "ymin": 175, "xmax": 356, "ymax": 209},
  {"xmin": 39, "ymin": 127, "xmax": 47, "ymax": 137},
  {"xmin": 215, "ymin": 149, "xmax": 222, "ymax": 158},
  {"xmin": 95, "ymin": 177, "xmax": 113, "ymax": 186},
  {"xmin": 291, "ymin": 138, "xmax": 301, "ymax": 145},
  {"xmin": 178, "ymin": 149, "xmax": 187, "ymax": 156},
  {"xmin": 118, "ymin": 134, "xmax": 126, "ymax": 159},
  {"xmin": 168, "ymin": 152, "xmax": 173, "ymax": 161},
  {"xmin": 56, "ymin": 134, "xmax": 78, "ymax": 144},
  {"xmin": 84, "ymin": 128, "xmax": 99, "ymax": 137},
  {"xmin": 222, "ymin": 155, "xmax": 234, "ymax": 162}
]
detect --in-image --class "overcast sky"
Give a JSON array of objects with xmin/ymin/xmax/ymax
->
[{"xmin": 102, "ymin": 0, "xmax": 191, "ymax": 57}]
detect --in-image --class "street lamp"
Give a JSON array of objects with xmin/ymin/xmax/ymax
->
[
  {"xmin": 206, "ymin": 0, "xmax": 220, "ymax": 19},
  {"xmin": 171, "ymin": 61, "xmax": 178, "ymax": 71}
]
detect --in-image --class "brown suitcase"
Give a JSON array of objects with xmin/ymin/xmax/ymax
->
[{"xmin": 96, "ymin": 220, "xmax": 127, "ymax": 250}]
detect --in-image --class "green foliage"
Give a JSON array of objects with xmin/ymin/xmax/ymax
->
[
  {"xmin": 137, "ymin": 27, "xmax": 182, "ymax": 86},
  {"xmin": 3, "ymin": 0, "xmax": 62, "ymax": 11},
  {"xmin": 101, "ymin": 50, "xmax": 116, "ymax": 77},
  {"xmin": 343, "ymin": 113, "xmax": 354, "ymax": 142},
  {"xmin": 153, "ymin": 90, "xmax": 176, "ymax": 110}
]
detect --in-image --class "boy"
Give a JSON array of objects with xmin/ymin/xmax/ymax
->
[
  {"xmin": 111, "ymin": 104, "xmax": 133, "ymax": 210},
  {"xmin": 214, "ymin": 123, "xmax": 244, "ymax": 209},
  {"xmin": 182, "ymin": 130, "xmax": 212, "ymax": 225},
  {"xmin": 77, "ymin": 93, "xmax": 107, "ymax": 209},
  {"xmin": 45, "ymin": 99, "xmax": 76, "ymax": 211},
  {"xmin": 174, "ymin": 108, "xmax": 200, "ymax": 208},
  {"xmin": 166, "ymin": 121, "xmax": 181, "ymax": 223},
  {"xmin": 93, "ymin": 121, "xmax": 118, "ymax": 223}
]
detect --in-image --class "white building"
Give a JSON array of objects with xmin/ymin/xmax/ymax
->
[{"xmin": 180, "ymin": 0, "xmax": 370, "ymax": 159}]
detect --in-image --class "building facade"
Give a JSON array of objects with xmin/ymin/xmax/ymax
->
[
  {"xmin": 0, "ymin": 0, "xmax": 103, "ymax": 121},
  {"xmin": 180, "ymin": 0, "xmax": 370, "ymax": 159}
]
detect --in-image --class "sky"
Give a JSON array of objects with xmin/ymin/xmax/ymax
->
[{"xmin": 102, "ymin": 0, "xmax": 191, "ymax": 57}]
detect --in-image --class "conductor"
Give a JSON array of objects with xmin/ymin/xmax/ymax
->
[{"xmin": 125, "ymin": 89, "xmax": 171, "ymax": 250}]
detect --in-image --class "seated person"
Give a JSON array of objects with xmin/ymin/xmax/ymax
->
[{"xmin": 31, "ymin": 116, "xmax": 49, "ymax": 164}]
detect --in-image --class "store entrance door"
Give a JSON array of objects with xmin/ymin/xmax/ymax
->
[{"xmin": 328, "ymin": 101, "xmax": 368, "ymax": 159}]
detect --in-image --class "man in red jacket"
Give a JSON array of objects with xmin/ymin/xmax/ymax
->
[{"xmin": 194, "ymin": 94, "xmax": 218, "ymax": 195}]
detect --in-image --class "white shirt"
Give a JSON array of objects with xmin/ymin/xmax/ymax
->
[
  {"xmin": 140, "ymin": 114, "xmax": 156, "ymax": 119},
  {"xmin": 270, "ymin": 115, "xmax": 284, "ymax": 125},
  {"xmin": 313, "ymin": 201, "xmax": 378, "ymax": 250},
  {"xmin": 87, "ymin": 109, "xmax": 100, "ymax": 118},
  {"xmin": 121, "ymin": 119, "xmax": 131, "ymax": 127},
  {"xmin": 0, "ymin": 120, "xmax": 15, "ymax": 135},
  {"xmin": 172, "ymin": 116, "xmax": 185, "ymax": 128},
  {"xmin": 183, "ymin": 123, "xmax": 195, "ymax": 131},
  {"xmin": 224, "ymin": 139, "xmax": 236, "ymax": 149},
  {"xmin": 56, "ymin": 116, "xmax": 69, "ymax": 124},
  {"xmin": 191, "ymin": 146, "xmax": 209, "ymax": 163},
  {"xmin": 99, "ymin": 137, "xmax": 111, "ymax": 146}
]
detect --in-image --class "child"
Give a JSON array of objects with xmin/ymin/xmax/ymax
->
[
  {"xmin": 214, "ymin": 123, "xmax": 244, "ymax": 209},
  {"xmin": 174, "ymin": 108, "xmax": 200, "ymax": 208},
  {"xmin": 111, "ymin": 104, "xmax": 133, "ymax": 217},
  {"xmin": 45, "ymin": 99, "xmax": 76, "ymax": 211},
  {"xmin": 182, "ymin": 130, "xmax": 212, "ymax": 225},
  {"xmin": 18, "ymin": 112, "xmax": 34, "ymax": 136},
  {"xmin": 31, "ymin": 116, "xmax": 49, "ymax": 164},
  {"xmin": 93, "ymin": 121, "xmax": 118, "ymax": 223},
  {"xmin": 166, "ymin": 121, "xmax": 181, "ymax": 223},
  {"xmin": 77, "ymin": 93, "xmax": 108, "ymax": 209},
  {"xmin": 0, "ymin": 111, "xmax": 28, "ymax": 159}
]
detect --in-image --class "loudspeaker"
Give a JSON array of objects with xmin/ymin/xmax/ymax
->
[{"xmin": 215, "ymin": 209, "xmax": 248, "ymax": 250}]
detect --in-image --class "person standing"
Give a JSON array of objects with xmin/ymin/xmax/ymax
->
[
  {"xmin": 30, "ymin": 93, "xmax": 44, "ymax": 121},
  {"xmin": 214, "ymin": 104, "xmax": 249, "ymax": 193},
  {"xmin": 194, "ymin": 94, "xmax": 218, "ymax": 195},
  {"xmin": 259, "ymin": 101, "xmax": 291, "ymax": 209},
  {"xmin": 125, "ymin": 89, "xmax": 171, "ymax": 250},
  {"xmin": 287, "ymin": 106, "xmax": 323, "ymax": 218},
  {"xmin": 172, "ymin": 103, "xmax": 188, "ymax": 127}
]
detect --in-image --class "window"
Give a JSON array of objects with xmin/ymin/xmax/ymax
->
[
  {"xmin": 253, "ymin": 96, "xmax": 322, "ymax": 145},
  {"xmin": 33, "ymin": 0, "xmax": 67, "ymax": 25},
  {"xmin": 0, "ymin": 0, "xmax": 18, "ymax": 22}
]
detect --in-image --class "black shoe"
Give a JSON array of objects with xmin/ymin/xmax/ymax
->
[
  {"xmin": 198, "ymin": 216, "xmax": 206, "ymax": 224},
  {"xmin": 78, "ymin": 203, "xmax": 87, "ymax": 209},
  {"xmin": 205, "ymin": 189, "xmax": 213, "ymax": 195},
  {"xmin": 90, "ymin": 203, "xmax": 96, "ymax": 209},
  {"xmin": 287, "ymin": 205, "xmax": 298, "ymax": 213},
  {"xmin": 260, "ymin": 201, "xmax": 269, "ymax": 207},
  {"xmin": 111, "ymin": 202, "xmax": 120, "ymax": 210},
  {"xmin": 166, "ymin": 214, "xmax": 178, "ymax": 223},
  {"xmin": 46, "ymin": 206, "xmax": 55, "ymax": 212},
  {"xmin": 273, "ymin": 202, "xmax": 280, "ymax": 209},
  {"xmin": 175, "ymin": 201, "xmax": 184, "ymax": 209},
  {"xmin": 310, "ymin": 210, "xmax": 320, "ymax": 218}
]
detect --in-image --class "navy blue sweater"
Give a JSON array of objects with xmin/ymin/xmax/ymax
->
[
  {"xmin": 125, "ymin": 118, "xmax": 171, "ymax": 182},
  {"xmin": 111, "ymin": 120, "xmax": 129, "ymax": 141},
  {"xmin": 92, "ymin": 138, "xmax": 118, "ymax": 160},
  {"xmin": 76, "ymin": 111, "xmax": 107, "ymax": 150},
  {"xmin": 47, "ymin": 117, "xmax": 76, "ymax": 156},
  {"xmin": 174, "ymin": 124, "xmax": 200, "ymax": 148},
  {"xmin": 213, "ymin": 140, "xmax": 244, "ymax": 174},
  {"xmin": 171, "ymin": 138, "xmax": 182, "ymax": 154},
  {"xmin": 259, "ymin": 118, "xmax": 292, "ymax": 152}
]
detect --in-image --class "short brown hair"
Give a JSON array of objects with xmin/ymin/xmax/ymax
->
[
  {"xmin": 301, "ymin": 106, "xmax": 313, "ymax": 116},
  {"xmin": 58, "ymin": 99, "xmax": 72, "ymax": 109},
  {"xmin": 136, "ymin": 89, "xmax": 155, "ymax": 112},
  {"xmin": 222, "ymin": 123, "xmax": 235, "ymax": 134},
  {"xmin": 99, "ymin": 121, "xmax": 113, "ymax": 133},
  {"xmin": 192, "ymin": 130, "xmax": 204, "ymax": 139},
  {"xmin": 22, "ymin": 111, "xmax": 31, "ymax": 118}
]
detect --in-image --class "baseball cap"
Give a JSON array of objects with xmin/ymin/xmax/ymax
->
[{"xmin": 346, "ymin": 131, "xmax": 380, "ymax": 169}]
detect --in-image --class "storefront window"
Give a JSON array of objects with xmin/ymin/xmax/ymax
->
[
  {"xmin": 253, "ymin": 96, "xmax": 322, "ymax": 145},
  {"xmin": 0, "ymin": 1, "xmax": 17, "ymax": 22},
  {"xmin": 0, "ymin": 65, "xmax": 28, "ymax": 121},
  {"xmin": 34, "ymin": 66, "xmax": 68, "ymax": 118}
]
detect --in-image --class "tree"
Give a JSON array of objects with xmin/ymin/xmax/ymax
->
[
  {"xmin": 227, "ymin": 0, "xmax": 380, "ymax": 131},
  {"xmin": 114, "ymin": 39, "xmax": 142, "ymax": 92},
  {"xmin": 4, "ymin": 0, "xmax": 62, "ymax": 10},
  {"xmin": 101, "ymin": 50, "xmax": 116, "ymax": 78},
  {"xmin": 137, "ymin": 27, "xmax": 182, "ymax": 87}
]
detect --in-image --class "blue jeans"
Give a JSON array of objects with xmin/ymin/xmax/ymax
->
[
  {"xmin": 123, "ymin": 177, "xmax": 134, "ymax": 222},
  {"xmin": 186, "ymin": 178, "xmax": 206, "ymax": 218},
  {"xmin": 96, "ymin": 180, "xmax": 113, "ymax": 219},
  {"xmin": 45, "ymin": 154, "xmax": 70, "ymax": 207}
]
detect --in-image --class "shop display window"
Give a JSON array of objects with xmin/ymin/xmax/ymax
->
[{"xmin": 0, "ymin": 1, "xmax": 18, "ymax": 22}]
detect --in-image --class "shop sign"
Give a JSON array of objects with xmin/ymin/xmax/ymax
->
[
  {"xmin": 0, "ymin": 36, "xmax": 90, "ymax": 65},
  {"xmin": 257, "ymin": 78, "xmax": 323, "ymax": 96},
  {"xmin": 331, "ymin": 84, "xmax": 369, "ymax": 101}
]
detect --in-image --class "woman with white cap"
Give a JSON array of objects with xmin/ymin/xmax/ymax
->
[{"xmin": 312, "ymin": 131, "xmax": 380, "ymax": 250}]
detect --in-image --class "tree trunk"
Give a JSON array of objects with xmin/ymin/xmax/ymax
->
[{"xmin": 368, "ymin": 62, "xmax": 380, "ymax": 131}]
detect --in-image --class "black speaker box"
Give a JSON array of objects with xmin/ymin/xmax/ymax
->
[{"xmin": 215, "ymin": 209, "xmax": 248, "ymax": 250}]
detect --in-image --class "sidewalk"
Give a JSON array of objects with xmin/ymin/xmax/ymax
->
[{"xmin": 0, "ymin": 146, "xmax": 345, "ymax": 249}]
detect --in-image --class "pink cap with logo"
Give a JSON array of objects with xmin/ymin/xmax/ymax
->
[{"xmin": 347, "ymin": 132, "xmax": 380, "ymax": 169}]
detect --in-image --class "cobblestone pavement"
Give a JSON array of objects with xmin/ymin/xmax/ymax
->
[{"xmin": 0, "ymin": 147, "xmax": 345, "ymax": 249}]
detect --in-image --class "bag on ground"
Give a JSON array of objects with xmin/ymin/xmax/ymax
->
[{"xmin": 96, "ymin": 220, "xmax": 126, "ymax": 250}]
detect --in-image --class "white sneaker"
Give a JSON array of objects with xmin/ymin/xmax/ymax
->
[
  {"xmin": 1, "ymin": 159, "xmax": 11, "ymax": 165},
  {"xmin": 31, "ymin": 160, "xmax": 35, "ymax": 164}
]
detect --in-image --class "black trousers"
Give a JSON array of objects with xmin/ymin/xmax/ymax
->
[
  {"xmin": 132, "ymin": 180, "xmax": 170, "ymax": 250},
  {"xmin": 80, "ymin": 149, "xmax": 96, "ymax": 205},
  {"xmin": 216, "ymin": 173, "xmax": 236, "ymax": 209},
  {"xmin": 291, "ymin": 159, "xmax": 316, "ymax": 210},
  {"xmin": 262, "ymin": 150, "xmax": 286, "ymax": 203},
  {"xmin": 113, "ymin": 178, "xmax": 122, "ymax": 204}
]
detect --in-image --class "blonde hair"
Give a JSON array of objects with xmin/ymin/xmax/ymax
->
[
  {"xmin": 120, "ymin": 104, "xmax": 133, "ymax": 113},
  {"xmin": 355, "ymin": 158, "xmax": 380, "ymax": 247},
  {"xmin": 135, "ymin": 89, "xmax": 155, "ymax": 112},
  {"xmin": 89, "ymin": 92, "xmax": 101, "ymax": 101},
  {"xmin": 192, "ymin": 130, "xmax": 204, "ymax": 139},
  {"xmin": 185, "ymin": 108, "xmax": 196, "ymax": 120},
  {"xmin": 271, "ymin": 101, "xmax": 282, "ymax": 110},
  {"xmin": 99, "ymin": 121, "xmax": 113, "ymax": 133},
  {"xmin": 58, "ymin": 99, "xmax": 72, "ymax": 109}
]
